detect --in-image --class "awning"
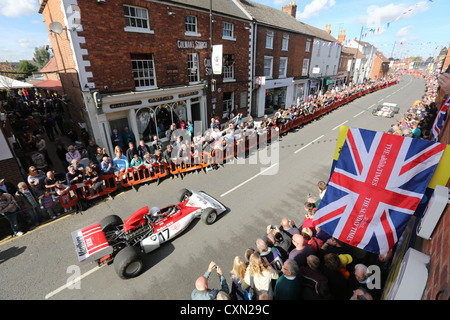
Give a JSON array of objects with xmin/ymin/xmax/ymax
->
[
  {"xmin": 0, "ymin": 75, "xmax": 34, "ymax": 89},
  {"xmin": 34, "ymin": 80, "xmax": 63, "ymax": 94}
]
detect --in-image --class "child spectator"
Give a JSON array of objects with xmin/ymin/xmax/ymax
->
[{"xmin": 39, "ymin": 190, "xmax": 60, "ymax": 219}]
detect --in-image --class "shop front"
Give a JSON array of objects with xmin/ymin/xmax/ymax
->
[
  {"xmin": 293, "ymin": 80, "xmax": 308, "ymax": 105},
  {"xmin": 85, "ymin": 84, "xmax": 206, "ymax": 154},
  {"xmin": 255, "ymin": 77, "xmax": 294, "ymax": 117}
]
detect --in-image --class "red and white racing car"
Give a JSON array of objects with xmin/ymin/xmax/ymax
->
[
  {"xmin": 372, "ymin": 102, "xmax": 400, "ymax": 118},
  {"xmin": 71, "ymin": 189, "xmax": 226, "ymax": 279}
]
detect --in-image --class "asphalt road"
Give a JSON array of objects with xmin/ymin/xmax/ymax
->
[{"xmin": 0, "ymin": 74, "xmax": 426, "ymax": 300}]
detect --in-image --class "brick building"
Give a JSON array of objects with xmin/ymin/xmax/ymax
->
[
  {"xmin": 238, "ymin": 0, "xmax": 314, "ymax": 117},
  {"xmin": 39, "ymin": 0, "xmax": 252, "ymax": 153},
  {"xmin": 370, "ymin": 51, "xmax": 390, "ymax": 80}
]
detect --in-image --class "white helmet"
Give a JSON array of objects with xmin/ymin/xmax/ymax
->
[{"xmin": 149, "ymin": 206, "xmax": 161, "ymax": 219}]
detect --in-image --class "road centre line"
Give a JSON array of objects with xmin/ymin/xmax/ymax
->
[
  {"xmin": 332, "ymin": 121, "xmax": 348, "ymax": 131},
  {"xmin": 353, "ymin": 111, "xmax": 365, "ymax": 118},
  {"xmin": 294, "ymin": 135, "xmax": 325, "ymax": 154},
  {"xmin": 220, "ymin": 162, "xmax": 279, "ymax": 197},
  {"xmin": 45, "ymin": 265, "xmax": 102, "ymax": 299},
  {"xmin": 367, "ymin": 104, "xmax": 375, "ymax": 110}
]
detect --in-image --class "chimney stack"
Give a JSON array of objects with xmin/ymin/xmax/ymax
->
[
  {"xmin": 338, "ymin": 29, "xmax": 346, "ymax": 43},
  {"xmin": 282, "ymin": 1, "xmax": 297, "ymax": 18},
  {"xmin": 325, "ymin": 24, "xmax": 331, "ymax": 34}
]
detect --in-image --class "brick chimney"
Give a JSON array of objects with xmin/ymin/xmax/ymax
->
[
  {"xmin": 325, "ymin": 24, "xmax": 331, "ymax": 34},
  {"xmin": 338, "ymin": 29, "xmax": 346, "ymax": 43},
  {"xmin": 282, "ymin": 1, "xmax": 297, "ymax": 18}
]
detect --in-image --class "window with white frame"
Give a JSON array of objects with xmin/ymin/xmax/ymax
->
[
  {"xmin": 131, "ymin": 54, "xmax": 157, "ymax": 89},
  {"xmin": 279, "ymin": 57, "xmax": 288, "ymax": 78},
  {"xmin": 223, "ymin": 54, "xmax": 235, "ymax": 80},
  {"xmin": 264, "ymin": 56, "xmax": 273, "ymax": 78},
  {"xmin": 222, "ymin": 22, "xmax": 235, "ymax": 40},
  {"xmin": 124, "ymin": 5, "xmax": 152, "ymax": 33},
  {"xmin": 185, "ymin": 15, "xmax": 199, "ymax": 35},
  {"xmin": 306, "ymin": 39, "xmax": 311, "ymax": 52},
  {"xmin": 266, "ymin": 31, "xmax": 274, "ymax": 49},
  {"xmin": 188, "ymin": 53, "xmax": 200, "ymax": 83},
  {"xmin": 282, "ymin": 34, "xmax": 289, "ymax": 51},
  {"xmin": 302, "ymin": 58, "xmax": 309, "ymax": 76}
]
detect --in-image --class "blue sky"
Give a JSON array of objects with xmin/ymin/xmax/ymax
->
[{"xmin": 0, "ymin": 0, "xmax": 448, "ymax": 63}]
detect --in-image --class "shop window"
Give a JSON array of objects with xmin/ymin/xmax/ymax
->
[
  {"xmin": 265, "ymin": 87, "xmax": 286, "ymax": 113},
  {"xmin": 136, "ymin": 108, "xmax": 157, "ymax": 142}
]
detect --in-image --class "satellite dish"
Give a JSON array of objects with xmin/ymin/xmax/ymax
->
[{"xmin": 49, "ymin": 21, "xmax": 64, "ymax": 34}]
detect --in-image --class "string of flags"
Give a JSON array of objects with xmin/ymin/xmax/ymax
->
[{"xmin": 360, "ymin": 0, "xmax": 434, "ymax": 40}]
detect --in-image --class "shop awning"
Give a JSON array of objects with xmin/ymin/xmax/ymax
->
[{"xmin": 34, "ymin": 80, "xmax": 63, "ymax": 94}]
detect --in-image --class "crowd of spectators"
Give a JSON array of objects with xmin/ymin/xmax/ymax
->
[
  {"xmin": 385, "ymin": 72, "xmax": 440, "ymax": 139},
  {"xmin": 192, "ymin": 180, "xmax": 392, "ymax": 301}
]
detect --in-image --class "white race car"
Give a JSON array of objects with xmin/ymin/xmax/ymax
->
[
  {"xmin": 71, "ymin": 189, "xmax": 226, "ymax": 279},
  {"xmin": 372, "ymin": 102, "xmax": 400, "ymax": 118}
]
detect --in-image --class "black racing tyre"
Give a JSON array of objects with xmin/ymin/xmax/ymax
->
[
  {"xmin": 100, "ymin": 215, "xmax": 123, "ymax": 233},
  {"xmin": 201, "ymin": 208, "xmax": 217, "ymax": 225},
  {"xmin": 393, "ymin": 107, "xmax": 399, "ymax": 113},
  {"xmin": 372, "ymin": 109, "xmax": 377, "ymax": 115},
  {"xmin": 114, "ymin": 246, "xmax": 144, "ymax": 279},
  {"xmin": 377, "ymin": 105, "xmax": 383, "ymax": 111},
  {"xmin": 178, "ymin": 188, "xmax": 192, "ymax": 202}
]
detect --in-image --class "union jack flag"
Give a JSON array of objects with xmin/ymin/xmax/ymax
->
[
  {"xmin": 313, "ymin": 127, "xmax": 446, "ymax": 254},
  {"xmin": 430, "ymin": 96, "xmax": 449, "ymax": 141}
]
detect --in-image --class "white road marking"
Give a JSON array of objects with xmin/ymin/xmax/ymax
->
[
  {"xmin": 367, "ymin": 104, "xmax": 376, "ymax": 110},
  {"xmin": 220, "ymin": 162, "xmax": 279, "ymax": 197},
  {"xmin": 294, "ymin": 135, "xmax": 325, "ymax": 154},
  {"xmin": 45, "ymin": 266, "xmax": 102, "ymax": 299},
  {"xmin": 332, "ymin": 121, "xmax": 348, "ymax": 131},
  {"xmin": 353, "ymin": 111, "xmax": 365, "ymax": 118}
]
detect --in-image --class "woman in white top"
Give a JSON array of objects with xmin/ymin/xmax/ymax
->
[{"xmin": 243, "ymin": 252, "xmax": 279, "ymax": 299}]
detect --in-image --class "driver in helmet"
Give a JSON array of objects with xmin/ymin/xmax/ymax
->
[{"xmin": 149, "ymin": 206, "xmax": 163, "ymax": 222}]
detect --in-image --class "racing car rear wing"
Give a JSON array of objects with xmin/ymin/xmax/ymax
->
[{"xmin": 71, "ymin": 223, "xmax": 113, "ymax": 264}]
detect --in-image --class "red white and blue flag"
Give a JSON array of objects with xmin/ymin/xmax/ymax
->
[
  {"xmin": 313, "ymin": 127, "xmax": 446, "ymax": 254},
  {"xmin": 430, "ymin": 97, "xmax": 449, "ymax": 141}
]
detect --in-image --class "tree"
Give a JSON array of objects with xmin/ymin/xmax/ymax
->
[
  {"xmin": 34, "ymin": 45, "xmax": 50, "ymax": 69},
  {"xmin": 17, "ymin": 60, "xmax": 38, "ymax": 80}
]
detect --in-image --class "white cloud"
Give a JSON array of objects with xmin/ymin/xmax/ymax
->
[
  {"xmin": 364, "ymin": 1, "xmax": 430, "ymax": 27},
  {"xmin": 0, "ymin": 0, "xmax": 38, "ymax": 18},
  {"xmin": 395, "ymin": 26, "xmax": 413, "ymax": 38},
  {"xmin": 18, "ymin": 38, "xmax": 42, "ymax": 49},
  {"xmin": 297, "ymin": 0, "xmax": 336, "ymax": 20}
]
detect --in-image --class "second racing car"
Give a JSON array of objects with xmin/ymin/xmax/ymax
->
[{"xmin": 71, "ymin": 188, "xmax": 226, "ymax": 279}]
